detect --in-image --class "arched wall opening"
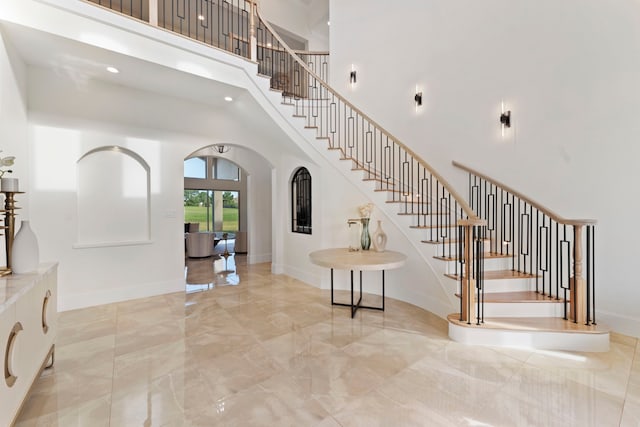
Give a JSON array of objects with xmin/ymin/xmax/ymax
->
[{"xmin": 183, "ymin": 143, "xmax": 274, "ymax": 271}]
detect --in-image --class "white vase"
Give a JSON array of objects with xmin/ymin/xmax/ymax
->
[
  {"xmin": 0, "ymin": 177, "xmax": 19, "ymax": 192},
  {"xmin": 11, "ymin": 220, "xmax": 40, "ymax": 274},
  {"xmin": 372, "ymin": 220, "xmax": 387, "ymax": 252}
]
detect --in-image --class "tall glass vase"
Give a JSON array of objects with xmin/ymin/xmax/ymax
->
[{"xmin": 360, "ymin": 218, "xmax": 371, "ymax": 250}]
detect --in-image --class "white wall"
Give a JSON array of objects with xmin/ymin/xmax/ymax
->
[
  {"xmin": 0, "ymin": 28, "xmax": 30, "ymax": 265},
  {"xmin": 259, "ymin": 0, "xmax": 329, "ymax": 51},
  {"xmin": 277, "ymin": 142, "xmax": 454, "ymax": 319},
  {"xmin": 330, "ymin": 0, "xmax": 640, "ymax": 337},
  {"xmin": 222, "ymin": 147, "xmax": 273, "ymax": 264}
]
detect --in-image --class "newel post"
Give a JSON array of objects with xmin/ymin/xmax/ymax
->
[
  {"xmin": 570, "ymin": 225, "xmax": 586, "ymax": 323},
  {"xmin": 249, "ymin": 1, "xmax": 258, "ymax": 62},
  {"xmin": 458, "ymin": 219, "xmax": 477, "ymax": 323}
]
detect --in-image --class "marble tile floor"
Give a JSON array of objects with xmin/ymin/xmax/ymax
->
[{"xmin": 15, "ymin": 260, "xmax": 640, "ymax": 426}]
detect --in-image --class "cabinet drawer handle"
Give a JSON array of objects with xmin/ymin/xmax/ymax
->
[
  {"xmin": 42, "ymin": 290, "xmax": 52, "ymax": 334},
  {"xmin": 4, "ymin": 322, "xmax": 23, "ymax": 387}
]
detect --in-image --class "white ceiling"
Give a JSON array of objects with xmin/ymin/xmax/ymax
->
[{"xmin": 1, "ymin": 21, "xmax": 246, "ymax": 110}]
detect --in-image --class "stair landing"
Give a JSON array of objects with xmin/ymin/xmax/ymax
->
[{"xmin": 447, "ymin": 314, "xmax": 610, "ymax": 352}]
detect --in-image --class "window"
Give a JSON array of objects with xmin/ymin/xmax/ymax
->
[
  {"xmin": 184, "ymin": 157, "xmax": 206, "ymax": 179},
  {"xmin": 291, "ymin": 167, "xmax": 311, "ymax": 234},
  {"xmin": 184, "ymin": 156, "xmax": 243, "ymax": 233},
  {"xmin": 184, "ymin": 190, "xmax": 239, "ymax": 232},
  {"xmin": 212, "ymin": 158, "xmax": 240, "ymax": 181}
]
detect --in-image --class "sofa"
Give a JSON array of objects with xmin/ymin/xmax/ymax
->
[{"xmin": 185, "ymin": 232, "xmax": 216, "ymax": 258}]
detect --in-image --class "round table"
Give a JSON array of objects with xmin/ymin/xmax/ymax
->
[{"xmin": 309, "ymin": 248, "xmax": 407, "ymax": 318}]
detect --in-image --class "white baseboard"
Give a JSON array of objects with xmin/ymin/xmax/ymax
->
[
  {"xmin": 596, "ymin": 310, "xmax": 640, "ymax": 339},
  {"xmin": 248, "ymin": 252, "xmax": 271, "ymax": 264},
  {"xmin": 271, "ymin": 263, "xmax": 284, "ymax": 275},
  {"xmin": 58, "ymin": 278, "xmax": 185, "ymax": 312},
  {"xmin": 283, "ymin": 264, "xmax": 321, "ymax": 288},
  {"xmin": 388, "ymin": 286, "xmax": 455, "ymax": 320}
]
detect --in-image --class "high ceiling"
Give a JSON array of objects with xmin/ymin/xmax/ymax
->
[{"xmin": 2, "ymin": 21, "xmax": 245, "ymax": 110}]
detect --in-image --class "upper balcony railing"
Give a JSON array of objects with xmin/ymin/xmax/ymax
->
[{"xmin": 85, "ymin": 0, "xmax": 329, "ymax": 83}]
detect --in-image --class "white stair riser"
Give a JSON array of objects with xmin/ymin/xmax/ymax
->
[
  {"xmin": 448, "ymin": 323, "xmax": 609, "ymax": 352},
  {"xmin": 442, "ymin": 257, "xmax": 512, "ymax": 273},
  {"xmin": 434, "ymin": 240, "xmax": 491, "ymax": 257},
  {"xmin": 480, "ymin": 301, "xmax": 565, "ymax": 317},
  {"xmin": 446, "ymin": 277, "xmax": 536, "ymax": 293}
]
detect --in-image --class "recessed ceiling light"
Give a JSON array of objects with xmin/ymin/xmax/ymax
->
[
  {"xmin": 198, "ymin": 14, "xmax": 205, "ymax": 20},
  {"xmin": 266, "ymin": 42, "xmax": 272, "ymax": 48},
  {"xmin": 224, "ymin": 96, "xmax": 233, "ymax": 102},
  {"xmin": 106, "ymin": 66, "xmax": 119, "ymax": 74}
]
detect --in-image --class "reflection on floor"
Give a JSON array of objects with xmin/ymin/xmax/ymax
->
[
  {"xmin": 185, "ymin": 254, "xmax": 242, "ymax": 292},
  {"xmin": 185, "ymin": 239, "xmax": 241, "ymax": 293},
  {"xmin": 14, "ymin": 261, "xmax": 640, "ymax": 426}
]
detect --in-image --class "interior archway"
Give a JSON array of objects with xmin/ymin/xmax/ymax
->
[{"xmin": 182, "ymin": 144, "xmax": 273, "ymax": 292}]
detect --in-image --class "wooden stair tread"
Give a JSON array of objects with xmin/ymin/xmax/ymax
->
[
  {"xmin": 422, "ymin": 237, "xmax": 490, "ymax": 244},
  {"xmin": 434, "ymin": 252, "xmax": 511, "ymax": 261},
  {"xmin": 363, "ymin": 178, "xmax": 396, "ymax": 185},
  {"xmin": 422, "ymin": 238, "xmax": 464, "ymax": 244},
  {"xmin": 385, "ymin": 201, "xmax": 432, "ymax": 207},
  {"xmin": 447, "ymin": 314, "xmax": 608, "ymax": 334},
  {"xmin": 397, "ymin": 212, "xmax": 450, "ymax": 216},
  {"xmin": 454, "ymin": 291, "xmax": 564, "ymax": 303},
  {"xmin": 410, "ymin": 224, "xmax": 456, "ymax": 229},
  {"xmin": 445, "ymin": 269, "xmax": 537, "ymax": 280}
]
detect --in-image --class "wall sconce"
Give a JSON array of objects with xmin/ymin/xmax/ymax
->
[
  {"xmin": 414, "ymin": 92, "xmax": 423, "ymax": 107},
  {"xmin": 500, "ymin": 101, "xmax": 511, "ymax": 137},
  {"xmin": 350, "ymin": 69, "xmax": 357, "ymax": 84}
]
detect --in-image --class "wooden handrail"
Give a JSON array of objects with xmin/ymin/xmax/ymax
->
[
  {"xmin": 255, "ymin": 6, "xmax": 481, "ymax": 223},
  {"xmin": 292, "ymin": 50, "xmax": 329, "ymax": 55},
  {"xmin": 452, "ymin": 161, "xmax": 597, "ymax": 226}
]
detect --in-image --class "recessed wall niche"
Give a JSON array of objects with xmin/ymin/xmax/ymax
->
[{"xmin": 76, "ymin": 146, "xmax": 150, "ymax": 247}]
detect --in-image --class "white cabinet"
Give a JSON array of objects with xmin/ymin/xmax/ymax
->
[
  {"xmin": 0, "ymin": 302, "xmax": 17, "ymax": 425},
  {"xmin": 0, "ymin": 264, "xmax": 58, "ymax": 427}
]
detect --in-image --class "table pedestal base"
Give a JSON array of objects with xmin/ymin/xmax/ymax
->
[{"xmin": 330, "ymin": 268, "xmax": 385, "ymax": 318}]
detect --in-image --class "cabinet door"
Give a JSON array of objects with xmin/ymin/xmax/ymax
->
[
  {"xmin": 0, "ymin": 303, "xmax": 18, "ymax": 427},
  {"xmin": 44, "ymin": 267, "xmax": 57, "ymax": 345},
  {"xmin": 34, "ymin": 270, "xmax": 57, "ymax": 353},
  {"xmin": 13, "ymin": 283, "xmax": 40, "ymax": 408}
]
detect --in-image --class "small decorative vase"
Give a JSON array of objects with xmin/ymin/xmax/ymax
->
[
  {"xmin": 0, "ymin": 177, "xmax": 19, "ymax": 192},
  {"xmin": 372, "ymin": 220, "xmax": 388, "ymax": 252},
  {"xmin": 11, "ymin": 220, "xmax": 40, "ymax": 274},
  {"xmin": 360, "ymin": 217, "xmax": 371, "ymax": 250}
]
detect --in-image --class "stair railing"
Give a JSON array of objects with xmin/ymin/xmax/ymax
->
[
  {"xmin": 253, "ymin": 7, "xmax": 486, "ymax": 323},
  {"xmin": 453, "ymin": 161, "xmax": 597, "ymax": 325},
  {"xmin": 82, "ymin": 0, "xmax": 486, "ymax": 324}
]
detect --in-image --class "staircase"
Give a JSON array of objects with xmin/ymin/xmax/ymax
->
[{"xmin": 87, "ymin": 0, "xmax": 609, "ymax": 352}]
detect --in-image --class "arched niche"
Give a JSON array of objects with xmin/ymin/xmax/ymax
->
[{"xmin": 75, "ymin": 146, "xmax": 150, "ymax": 247}]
